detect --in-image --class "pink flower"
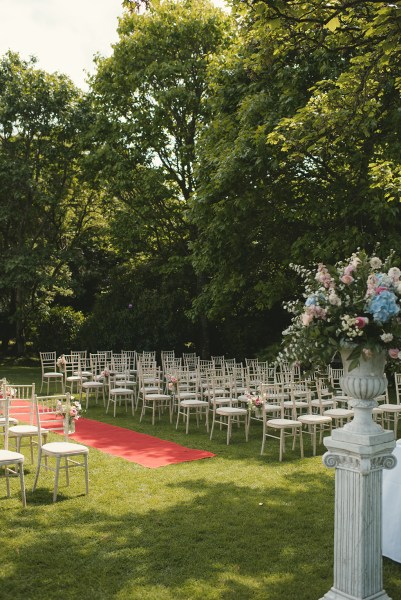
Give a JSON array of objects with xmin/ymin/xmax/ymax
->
[
  {"xmin": 344, "ymin": 265, "xmax": 354, "ymax": 276},
  {"xmin": 375, "ymin": 286, "xmax": 387, "ymax": 295},
  {"xmin": 302, "ymin": 312, "xmax": 314, "ymax": 326},
  {"xmin": 355, "ymin": 317, "xmax": 368, "ymax": 329},
  {"xmin": 388, "ymin": 348, "xmax": 400, "ymax": 359},
  {"xmin": 341, "ymin": 274, "xmax": 354, "ymax": 285}
]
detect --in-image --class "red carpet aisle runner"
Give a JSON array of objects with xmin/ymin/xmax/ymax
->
[{"xmin": 70, "ymin": 418, "xmax": 215, "ymax": 468}]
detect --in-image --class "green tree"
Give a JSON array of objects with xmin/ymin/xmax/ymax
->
[
  {"xmin": 190, "ymin": 0, "xmax": 401, "ymax": 356},
  {"xmin": 87, "ymin": 0, "xmax": 231, "ymax": 355},
  {"xmin": 0, "ymin": 52, "xmax": 103, "ymax": 354}
]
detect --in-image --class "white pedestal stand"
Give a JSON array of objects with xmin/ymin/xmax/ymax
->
[{"xmin": 320, "ymin": 399, "xmax": 396, "ymax": 600}]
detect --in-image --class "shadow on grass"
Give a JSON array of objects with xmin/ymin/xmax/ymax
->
[{"xmin": 3, "ymin": 468, "xmax": 337, "ymax": 600}]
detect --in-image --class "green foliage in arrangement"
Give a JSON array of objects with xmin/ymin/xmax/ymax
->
[{"xmin": 0, "ymin": 365, "xmax": 400, "ymax": 599}]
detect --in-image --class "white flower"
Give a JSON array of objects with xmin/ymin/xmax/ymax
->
[
  {"xmin": 381, "ymin": 333, "xmax": 394, "ymax": 343},
  {"xmin": 388, "ymin": 267, "xmax": 401, "ymax": 282},
  {"xmin": 370, "ymin": 257, "xmax": 382, "ymax": 269},
  {"xmin": 328, "ymin": 292, "xmax": 341, "ymax": 306}
]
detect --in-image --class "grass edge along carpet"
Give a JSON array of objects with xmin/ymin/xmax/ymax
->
[{"xmin": 70, "ymin": 418, "xmax": 216, "ymax": 468}]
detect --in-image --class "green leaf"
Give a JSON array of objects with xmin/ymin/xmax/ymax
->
[{"xmin": 324, "ymin": 17, "xmax": 340, "ymax": 32}]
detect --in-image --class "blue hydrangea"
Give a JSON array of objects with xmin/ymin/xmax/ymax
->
[
  {"xmin": 366, "ymin": 290, "xmax": 400, "ymax": 323},
  {"xmin": 305, "ymin": 292, "xmax": 325, "ymax": 307},
  {"xmin": 305, "ymin": 296, "xmax": 317, "ymax": 307}
]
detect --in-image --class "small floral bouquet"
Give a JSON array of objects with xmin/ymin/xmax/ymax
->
[
  {"xmin": 100, "ymin": 369, "xmax": 110, "ymax": 379},
  {"xmin": 56, "ymin": 355, "xmax": 66, "ymax": 370},
  {"xmin": 280, "ymin": 249, "xmax": 401, "ymax": 371},
  {"xmin": 56, "ymin": 396, "xmax": 83, "ymax": 432},
  {"xmin": 168, "ymin": 375, "xmax": 178, "ymax": 392},
  {"xmin": 0, "ymin": 379, "xmax": 16, "ymax": 398},
  {"xmin": 245, "ymin": 392, "xmax": 265, "ymax": 413}
]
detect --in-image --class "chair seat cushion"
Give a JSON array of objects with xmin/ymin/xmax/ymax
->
[
  {"xmin": 9, "ymin": 425, "xmax": 38, "ymax": 435},
  {"xmin": 0, "ymin": 449, "xmax": 24, "ymax": 462},
  {"xmin": 266, "ymin": 418, "xmax": 300, "ymax": 427},
  {"xmin": 298, "ymin": 415, "xmax": 332, "ymax": 424},
  {"xmin": 324, "ymin": 409, "xmax": 353, "ymax": 417},
  {"xmin": 0, "ymin": 417, "xmax": 18, "ymax": 426},
  {"xmin": 82, "ymin": 381, "xmax": 104, "ymax": 389},
  {"xmin": 216, "ymin": 407, "xmax": 247, "ymax": 415},
  {"xmin": 111, "ymin": 388, "xmax": 134, "ymax": 394},
  {"xmin": 180, "ymin": 399, "xmax": 208, "ymax": 407},
  {"xmin": 42, "ymin": 441, "xmax": 89, "ymax": 455},
  {"xmin": 380, "ymin": 404, "xmax": 401, "ymax": 412},
  {"xmin": 44, "ymin": 372, "xmax": 63, "ymax": 378}
]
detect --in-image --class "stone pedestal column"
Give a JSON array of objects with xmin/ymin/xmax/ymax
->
[{"xmin": 320, "ymin": 424, "xmax": 396, "ymax": 600}]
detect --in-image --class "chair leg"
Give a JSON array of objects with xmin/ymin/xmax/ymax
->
[
  {"xmin": 299, "ymin": 428, "xmax": 304, "ymax": 458},
  {"xmin": 53, "ymin": 456, "xmax": 61, "ymax": 502},
  {"xmin": 185, "ymin": 408, "xmax": 190, "ymax": 434},
  {"xmin": 279, "ymin": 429, "xmax": 284, "ymax": 462},
  {"xmin": 210, "ymin": 415, "xmax": 215, "ymax": 440},
  {"xmin": 5, "ymin": 465, "xmax": 10, "ymax": 498},
  {"xmin": 226, "ymin": 416, "xmax": 231, "ymax": 445},
  {"xmin": 261, "ymin": 421, "xmax": 266, "ymax": 455},
  {"xmin": 84, "ymin": 454, "xmax": 89, "ymax": 495},
  {"xmin": 18, "ymin": 462, "xmax": 26, "ymax": 507},
  {"xmin": 65, "ymin": 457, "xmax": 70, "ymax": 486},
  {"xmin": 33, "ymin": 448, "xmax": 43, "ymax": 491}
]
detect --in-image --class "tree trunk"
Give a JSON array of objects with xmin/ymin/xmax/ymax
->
[{"xmin": 15, "ymin": 287, "xmax": 26, "ymax": 356}]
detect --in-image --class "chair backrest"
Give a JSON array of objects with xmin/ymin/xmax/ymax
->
[
  {"xmin": 97, "ymin": 351, "xmax": 113, "ymax": 362},
  {"xmin": 182, "ymin": 353, "xmax": 199, "ymax": 369},
  {"xmin": 71, "ymin": 351, "xmax": 88, "ymax": 369},
  {"xmin": 245, "ymin": 358, "xmax": 259, "ymax": 371},
  {"xmin": 95, "ymin": 352, "xmax": 109, "ymax": 372},
  {"xmin": 329, "ymin": 367, "xmax": 344, "ymax": 392},
  {"xmin": 394, "ymin": 373, "xmax": 401, "ymax": 404},
  {"xmin": 161, "ymin": 350, "xmax": 175, "ymax": 367},
  {"xmin": 111, "ymin": 353, "xmax": 128, "ymax": 374},
  {"xmin": 121, "ymin": 350, "xmax": 137, "ymax": 371},
  {"xmin": 35, "ymin": 393, "xmax": 76, "ymax": 442},
  {"xmin": 209, "ymin": 374, "xmax": 234, "ymax": 403},
  {"xmin": 90, "ymin": 353, "xmax": 103, "ymax": 377},
  {"xmin": 39, "ymin": 351, "xmax": 57, "ymax": 374},
  {"xmin": 211, "ymin": 355, "xmax": 225, "ymax": 368},
  {"xmin": 0, "ymin": 396, "xmax": 11, "ymax": 449},
  {"xmin": 4, "ymin": 383, "xmax": 35, "ymax": 425},
  {"xmin": 63, "ymin": 353, "xmax": 82, "ymax": 377}
]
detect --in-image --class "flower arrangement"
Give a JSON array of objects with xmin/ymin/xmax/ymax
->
[
  {"xmin": 280, "ymin": 249, "xmax": 401, "ymax": 371},
  {"xmin": 245, "ymin": 392, "xmax": 265, "ymax": 413},
  {"xmin": 168, "ymin": 375, "xmax": 178, "ymax": 392},
  {"xmin": 56, "ymin": 355, "xmax": 66, "ymax": 370},
  {"xmin": 56, "ymin": 397, "xmax": 83, "ymax": 431},
  {"xmin": 0, "ymin": 379, "xmax": 17, "ymax": 398}
]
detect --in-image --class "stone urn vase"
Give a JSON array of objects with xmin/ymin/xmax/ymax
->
[{"xmin": 339, "ymin": 345, "xmax": 387, "ymax": 436}]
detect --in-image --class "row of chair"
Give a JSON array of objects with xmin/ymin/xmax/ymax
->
[{"xmin": 0, "ymin": 385, "xmax": 88, "ymax": 506}]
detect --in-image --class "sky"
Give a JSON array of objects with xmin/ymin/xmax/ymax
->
[{"xmin": 0, "ymin": 0, "xmax": 125, "ymax": 89}]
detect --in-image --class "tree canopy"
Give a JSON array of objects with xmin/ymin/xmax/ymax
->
[{"xmin": 1, "ymin": 0, "xmax": 401, "ymax": 359}]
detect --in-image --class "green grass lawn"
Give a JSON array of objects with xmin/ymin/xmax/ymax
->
[{"xmin": 0, "ymin": 365, "xmax": 400, "ymax": 600}]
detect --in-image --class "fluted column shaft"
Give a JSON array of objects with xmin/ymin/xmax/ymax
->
[{"xmin": 320, "ymin": 431, "xmax": 396, "ymax": 600}]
